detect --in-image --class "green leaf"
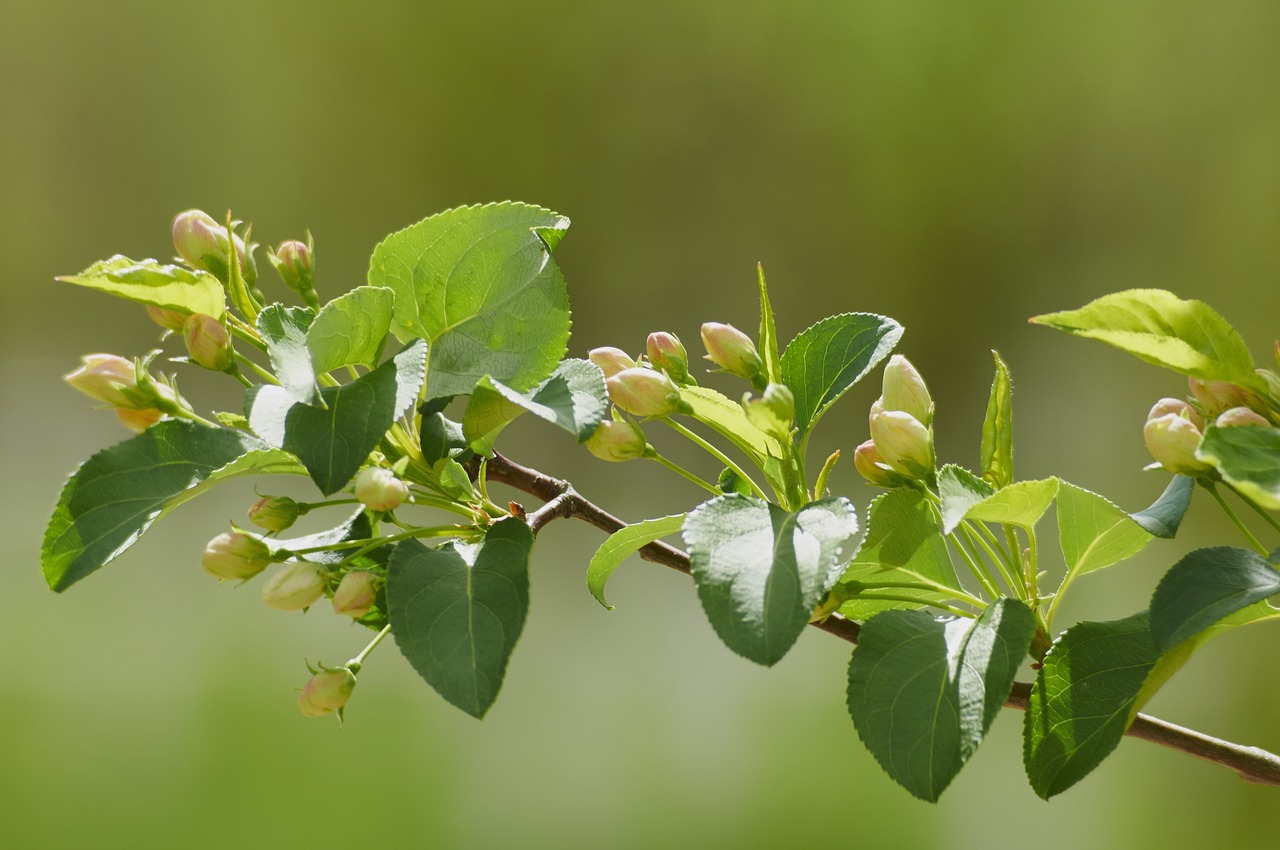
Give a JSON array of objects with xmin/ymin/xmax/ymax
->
[
  {"xmin": 939, "ymin": 467, "xmax": 1058, "ymax": 535},
  {"xmin": 307, "ymin": 285, "xmax": 394, "ymax": 374},
  {"xmin": 418, "ymin": 398, "xmax": 467, "ymax": 465},
  {"xmin": 1197, "ymin": 424, "xmax": 1280, "ymax": 510},
  {"xmin": 387, "ymin": 517, "xmax": 533, "ymax": 718},
  {"xmin": 257, "ymin": 304, "xmax": 320, "ymax": 407},
  {"xmin": 837, "ymin": 488, "xmax": 964, "ymax": 620},
  {"xmin": 1130, "ymin": 475, "xmax": 1194, "ymax": 539},
  {"xmin": 42, "ymin": 421, "xmax": 304, "ymax": 591},
  {"xmin": 756, "ymin": 264, "xmax": 782, "ymax": 385},
  {"xmin": 463, "ymin": 359, "xmax": 607, "ymax": 455},
  {"xmin": 248, "ymin": 340, "xmax": 427, "ymax": 494},
  {"xmin": 780, "ymin": 312, "xmax": 903, "ymax": 441},
  {"xmin": 1030, "ymin": 289, "xmax": 1262, "ymax": 390},
  {"xmin": 56, "ymin": 254, "xmax": 226, "ymax": 318},
  {"xmin": 938, "ymin": 465, "xmax": 995, "ymax": 534},
  {"xmin": 1023, "ymin": 612, "xmax": 1159, "ymax": 799},
  {"xmin": 368, "ymin": 202, "xmax": 572, "ymax": 399},
  {"xmin": 1149, "ymin": 546, "xmax": 1280, "ymax": 652},
  {"xmin": 847, "ymin": 600, "xmax": 1036, "ymax": 802},
  {"xmin": 680, "ymin": 385, "xmax": 783, "ymax": 466},
  {"xmin": 587, "ymin": 514, "xmax": 686, "ymax": 610},
  {"xmin": 684, "ymin": 495, "xmax": 859, "ymax": 666},
  {"xmin": 980, "ymin": 351, "xmax": 1014, "ymax": 488},
  {"xmin": 1056, "ymin": 481, "xmax": 1153, "ymax": 583}
]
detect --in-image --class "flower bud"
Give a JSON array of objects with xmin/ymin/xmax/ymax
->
[
  {"xmin": 1188, "ymin": 377, "xmax": 1252, "ymax": 418},
  {"xmin": 606, "ymin": 367, "xmax": 691, "ymax": 417},
  {"xmin": 585, "ymin": 418, "xmax": 648, "ymax": 462},
  {"xmin": 869, "ymin": 410, "xmax": 934, "ymax": 479},
  {"xmin": 332, "ymin": 571, "xmax": 379, "ymax": 619},
  {"xmin": 354, "ymin": 467, "xmax": 409, "ymax": 511},
  {"xmin": 261, "ymin": 561, "xmax": 328, "ymax": 611},
  {"xmin": 1216, "ymin": 406, "xmax": 1270, "ymax": 428},
  {"xmin": 270, "ymin": 240, "xmax": 314, "ymax": 294},
  {"xmin": 172, "ymin": 209, "xmax": 251, "ymax": 282},
  {"xmin": 700, "ymin": 322, "xmax": 764, "ymax": 384},
  {"xmin": 743, "ymin": 382, "xmax": 795, "ymax": 439},
  {"xmin": 646, "ymin": 332, "xmax": 691, "ymax": 383},
  {"xmin": 1143, "ymin": 413, "xmax": 1211, "ymax": 475},
  {"xmin": 853, "ymin": 439, "xmax": 898, "ymax": 487},
  {"xmin": 1147, "ymin": 397, "xmax": 1201, "ymax": 427},
  {"xmin": 297, "ymin": 667, "xmax": 356, "ymax": 718},
  {"xmin": 202, "ymin": 531, "xmax": 272, "ymax": 581},
  {"xmin": 588, "ymin": 346, "xmax": 637, "ymax": 378},
  {"xmin": 145, "ymin": 305, "xmax": 189, "ymax": 332},
  {"xmin": 64, "ymin": 354, "xmax": 141, "ymax": 408},
  {"xmin": 183, "ymin": 313, "xmax": 234, "ymax": 371},
  {"xmin": 248, "ymin": 496, "xmax": 302, "ymax": 533},
  {"xmin": 881, "ymin": 355, "xmax": 933, "ymax": 426},
  {"xmin": 115, "ymin": 407, "xmax": 164, "ymax": 433}
]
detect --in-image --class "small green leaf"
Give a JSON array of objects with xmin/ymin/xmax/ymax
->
[
  {"xmin": 780, "ymin": 313, "xmax": 903, "ymax": 441},
  {"xmin": 1197, "ymin": 424, "xmax": 1280, "ymax": 510},
  {"xmin": 1030, "ymin": 289, "xmax": 1262, "ymax": 390},
  {"xmin": 387, "ymin": 517, "xmax": 533, "ymax": 718},
  {"xmin": 368, "ymin": 202, "xmax": 571, "ymax": 399},
  {"xmin": 1056, "ymin": 481, "xmax": 1153, "ymax": 581},
  {"xmin": 756, "ymin": 265, "xmax": 782, "ymax": 385},
  {"xmin": 938, "ymin": 466, "xmax": 1058, "ymax": 534},
  {"xmin": 463, "ymin": 359, "xmax": 607, "ymax": 455},
  {"xmin": 56, "ymin": 255, "xmax": 226, "ymax": 318},
  {"xmin": 418, "ymin": 398, "xmax": 467, "ymax": 465},
  {"xmin": 980, "ymin": 351, "xmax": 1014, "ymax": 488},
  {"xmin": 847, "ymin": 600, "xmax": 1036, "ymax": 802},
  {"xmin": 684, "ymin": 495, "xmax": 859, "ymax": 666},
  {"xmin": 587, "ymin": 514, "xmax": 686, "ymax": 609},
  {"xmin": 1130, "ymin": 475, "xmax": 1194, "ymax": 539},
  {"xmin": 938, "ymin": 465, "xmax": 995, "ymax": 534},
  {"xmin": 680, "ymin": 385, "xmax": 783, "ymax": 467},
  {"xmin": 257, "ymin": 304, "xmax": 320, "ymax": 407},
  {"xmin": 1149, "ymin": 546, "xmax": 1280, "ymax": 652},
  {"xmin": 307, "ymin": 285, "xmax": 394, "ymax": 374},
  {"xmin": 42, "ymin": 421, "xmax": 304, "ymax": 591}
]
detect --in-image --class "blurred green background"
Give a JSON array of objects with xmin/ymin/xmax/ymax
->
[{"xmin": 4, "ymin": 1, "xmax": 1280, "ymax": 847}]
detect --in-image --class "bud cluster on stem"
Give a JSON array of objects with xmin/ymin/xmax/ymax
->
[{"xmin": 861, "ymin": 355, "xmax": 936, "ymax": 485}]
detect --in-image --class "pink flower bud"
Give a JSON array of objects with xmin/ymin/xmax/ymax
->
[
  {"xmin": 869, "ymin": 410, "xmax": 934, "ymax": 479},
  {"xmin": 115, "ymin": 407, "xmax": 164, "ymax": 433},
  {"xmin": 881, "ymin": 355, "xmax": 933, "ymax": 425},
  {"xmin": 700, "ymin": 322, "xmax": 764, "ymax": 383},
  {"xmin": 1216, "ymin": 406, "xmax": 1270, "ymax": 428},
  {"xmin": 248, "ymin": 496, "xmax": 302, "ymax": 532},
  {"xmin": 261, "ymin": 561, "xmax": 328, "ymax": 611},
  {"xmin": 270, "ymin": 239, "xmax": 315, "ymax": 294},
  {"xmin": 646, "ymin": 332, "xmax": 691, "ymax": 383},
  {"xmin": 585, "ymin": 418, "xmax": 648, "ymax": 462},
  {"xmin": 145, "ymin": 305, "xmax": 190, "ymax": 332},
  {"xmin": 606, "ymin": 367, "xmax": 690, "ymax": 417},
  {"xmin": 1188, "ymin": 377, "xmax": 1252, "ymax": 418},
  {"xmin": 64, "ymin": 354, "xmax": 141, "ymax": 408},
  {"xmin": 183, "ymin": 313, "xmax": 234, "ymax": 371},
  {"xmin": 588, "ymin": 347, "xmax": 637, "ymax": 378},
  {"xmin": 1147, "ymin": 397, "xmax": 1201, "ymax": 427},
  {"xmin": 332, "ymin": 571, "xmax": 379, "ymax": 619},
  {"xmin": 297, "ymin": 667, "xmax": 356, "ymax": 718},
  {"xmin": 202, "ymin": 531, "xmax": 272, "ymax": 581},
  {"xmin": 172, "ymin": 209, "xmax": 251, "ymax": 282},
  {"xmin": 853, "ymin": 439, "xmax": 898, "ymax": 487},
  {"xmin": 354, "ymin": 467, "xmax": 409, "ymax": 511},
  {"xmin": 1143, "ymin": 413, "xmax": 1211, "ymax": 475}
]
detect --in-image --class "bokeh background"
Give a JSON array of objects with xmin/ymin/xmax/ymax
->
[{"xmin": 3, "ymin": 1, "xmax": 1280, "ymax": 847}]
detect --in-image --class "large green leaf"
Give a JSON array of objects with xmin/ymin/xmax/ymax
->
[
  {"xmin": 1130, "ymin": 475, "xmax": 1194, "ymax": 539},
  {"xmin": 1197, "ymin": 424, "xmax": 1280, "ymax": 510},
  {"xmin": 780, "ymin": 312, "xmax": 903, "ymax": 441},
  {"xmin": 1149, "ymin": 546, "xmax": 1280, "ymax": 652},
  {"xmin": 368, "ymin": 202, "xmax": 571, "ymax": 399},
  {"xmin": 248, "ymin": 340, "xmax": 427, "ymax": 494},
  {"xmin": 684, "ymin": 495, "xmax": 859, "ymax": 666},
  {"xmin": 979, "ymin": 351, "xmax": 1014, "ymax": 488},
  {"xmin": 586, "ymin": 514, "xmax": 686, "ymax": 610},
  {"xmin": 307, "ymin": 285, "xmax": 395, "ymax": 374},
  {"xmin": 56, "ymin": 255, "xmax": 226, "ymax": 318},
  {"xmin": 463, "ymin": 359, "xmax": 607, "ymax": 455},
  {"xmin": 847, "ymin": 600, "xmax": 1036, "ymax": 802},
  {"xmin": 387, "ymin": 517, "xmax": 534, "ymax": 718},
  {"xmin": 257, "ymin": 304, "xmax": 320, "ymax": 407},
  {"xmin": 1030, "ymin": 289, "xmax": 1262, "ymax": 390},
  {"xmin": 43, "ymin": 421, "xmax": 304, "ymax": 591}
]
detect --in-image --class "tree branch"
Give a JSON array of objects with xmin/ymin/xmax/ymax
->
[{"xmin": 476, "ymin": 451, "xmax": 1280, "ymax": 787}]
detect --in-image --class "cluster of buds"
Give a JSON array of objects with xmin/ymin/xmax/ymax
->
[
  {"xmin": 858, "ymin": 355, "xmax": 935, "ymax": 486},
  {"xmin": 1142, "ymin": 378, "xmax": 1276, "ymax": 475},
  {"xmin": 63, "ymin": 353, "xmax": 182, "ymax": 433},
  {"xmin": 268, "ymin": 235, "xmax": 319, "ymax": 309}
]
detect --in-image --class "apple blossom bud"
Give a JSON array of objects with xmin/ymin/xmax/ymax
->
[
  {"xmin": 881, "ymin": 355, "xmax": 933, "ymax": 426},
  {"xmin": 172, "ymin": 209, "xmax": 251, "ymax": 282},
  {"xmin": 1188, "ymin": 377, "xmax": 1252, "ymax": 418},
  {"xmin": 202, "ymin": 531, "xmax": 272, "ymax": 581},
  {"xmin": 115, "ymin": 407, "xmax": 164, "ymax": 433},
  {"xmin": 869, "ymin": 410, "xmax": 934, "ymax": 479},
  {"xmin": 145, "ymin": 305, "xmax": 189, "ymax": 332},
  {"xmin": 1147, "ymin": 397, "xmax": 1201, "ymax": 427},
  {"xmin": 64, "ymin": 354, "xmax": 140, "ymax": 408},
  {"xmin": 585, "ymin": 418, "xmax": 648, "ymax": 462},
  {"xmin": 1143, "ymin": 413, "xmax": 1211, "ymax": 475},
  {"xmin": 1216, "ymin": 406, "xmax": 1270, "ymax": 428},
  {"xmin": 606, "ymin": 367, "xmax": 691, "ymax": 417},
  {"xmin": 588, "ymin": 346, "xmax": 637, "ymax": 378},
  {"xmin": 297, "ymin": 667, "xmax": 356, "ymax": 718},
  {"xmin": 853, "ymin": 439, "xmax": 898, "ymax": 487},
  {"xmin": 354, "ymin": 467, "xmax": 409, "ymax": 511},
  {"xmin": 248, "ymin": 496, "xmax": 302, "ymax": 532},
  {"xmin": 183, "ymin": 313, "xmax": 234, "ymax": 371},
  {"xmin": 700, "ymin": 322, "xmax": 764, "ymax": 385},
  {"xmin": 646, "ymin": 332, "xmax": 691, "ymax": 384},
  {"xmin": 261, "ymin": 561, "xmax": 328, "ymax": 611},
  {"xmin": 270, "ymin": 240, "xmax": 314, "ymax": 294},
  {"xmin": 332, "ymin": 571, "xmax": 378, "ymax": 619}
]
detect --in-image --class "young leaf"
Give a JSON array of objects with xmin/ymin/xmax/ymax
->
[
  {"xmin": 756, "ymin": 264, "xmax": 782, "ymax": 385},
  {"xmin": 257, "ymin": 304, "xmax": 320, "ymax": 407},
  {"xmin": 1030, "ymin": 289, "xmax": 1263, "ymax": 390},
  {"xmin": 247, "ymin": 340, "xmax": 427, "ymax": 494},
  {"xmin": 1129, "ymin": 474, "xmax": 1194, "ymax": 538},
  {"xmin": 684, "ymin": 495, "xmax": 859, "ymax": 666},
  {"xmin": 1149, "ymin": 546, "xmax": 1280, "ymax": 652},
  {"xmin": 938, "ymin": 466, "xmax": 1058, "ymax": 535},
  {"xmin": 463, "ymin": 359, "xmax": 607, "ymax": 455},
  {"xmin": 307, "ymin": 285, "xmax": 394, "ymax": 374},
  {"xmin": 387, "ymin": 517, "xmax": 534, "ymax": 718},
  {"xmin": 419, "ymin": 398, "xmax": 467, "ymax": 465},
  {"xmin": 1055, "ymin": 481, "xmax": 1153, "ymax": 582},
  {"xmin": 587, "ymin": 514, "xmax": 687, "ymax": 609},
  {"xmin": 43, "ymin": 421, "xmax": 304, "ymax": 591},
  {"xmin": 1196, "ymin": 424, "xmax": 1280, "ymax": 510},
  {"xmin": 847, "ymin": 600, "xmax": 1036, "ymax": 802},
  {"xmin": 56, "ymin": 255, "xmax": 226, "ymax": 318},
  {"xmin": 938, "ymin": 465, "xmax": 995, "ymax": 534},
  {"xmin": 368, "ymin": 202, "xmax": 572, "ymax": 399},
  {"xmin": 679, "ymin": 385, "xmax": 783, "ymax": 466},
  {"xmin": 780, "ymin": 313, "xmax": 903, "ymax": 441},
  {"xmin": 980, "ymin": 351, "xmax": 1013, "ymax": 488}
]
